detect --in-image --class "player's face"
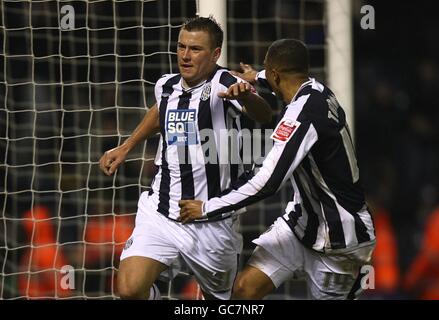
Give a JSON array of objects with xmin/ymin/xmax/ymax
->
[{"xmin": 177, "ymin": 29, "xmax": 220, "ymax": 87}]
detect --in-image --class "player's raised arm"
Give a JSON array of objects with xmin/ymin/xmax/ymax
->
[
  {"xmin": 231, "ymin": 62, "xmax": 274, "ymax": 97},
  {"xmin": 230, "ymin": 62, "xmax": 258, "ymax": 84},
  {"xmin": 218, "ymin": 81, "xmax": 272, "ymax": 124},
  {"xmin": 99, "ymin": 103, "xmax": 159, "ymax": 176}
]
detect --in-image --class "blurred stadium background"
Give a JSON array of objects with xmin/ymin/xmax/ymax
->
[{"xmin": 0, "ymin": 0, "xmax": 438, "ymax": 299}]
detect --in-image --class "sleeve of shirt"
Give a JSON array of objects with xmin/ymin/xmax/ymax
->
[
  {"xmin": 154, "ymin": 81, "xmax": 160, "ymax": 103},
  {"xmin": 203, "ymin": 111, "xmax": 319, "ymax": 220},
  {"xmin": 154, "ymin": 74, "xmax": 172, "ymax": 110}
]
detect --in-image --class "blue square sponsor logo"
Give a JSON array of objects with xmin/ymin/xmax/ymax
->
[{"xmin": 166, "ymin": 109, "xmax": 198, "ymax": 146}]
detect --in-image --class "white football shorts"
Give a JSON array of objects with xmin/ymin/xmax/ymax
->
[
  {"xmin": 120, "ymin": 193, "xmax": 243, "ymax": 300},
  {"xmin": 248, "ymin": 217, "xmax": 375, "ymax": 300}
]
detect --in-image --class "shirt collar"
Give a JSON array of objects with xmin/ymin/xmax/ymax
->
[{"xmin": 290, "ymin": 77, "xmax": 314, "ymax": 104}]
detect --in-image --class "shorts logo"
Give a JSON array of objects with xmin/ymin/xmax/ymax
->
[
  {"xmin": 166, "ymin": 109, "xmax": 198, "ymax": 146},
  {"xmin": 200, "ymin": 82, "xmax": 211, "ymax": 101},
  {"xmin": 271, "ymin": 119, "xmax": 300, "ymax": 143},
  {"xmin": 124, "ymin": 238, "xmax": 133, "ymax": 250}
]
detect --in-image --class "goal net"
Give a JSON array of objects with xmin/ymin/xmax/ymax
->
[{"xmin": 0, "ymin": 0, "xmax": 325, "ymax": 299}]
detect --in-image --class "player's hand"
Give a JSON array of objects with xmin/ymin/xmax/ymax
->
[
  {"xmin": 230, "ymin": 62, "xmax": 257, "ymax": 85},
  {"xmin": 99, "ymin": 145, "xmax": 129, "ymax": 176},
  {"xmin": 218, "ymin": 81, "xmax": 255, "ymax": 101},
  {"xmin": 178, "ymin": 200, "xmax": 203, "ymax": 224}
]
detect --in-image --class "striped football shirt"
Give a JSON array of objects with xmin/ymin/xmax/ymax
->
[
  {"xmin": 141, "ymin": 66, "xmax": 248, "ymax": 221},
  {"xmin": 202, "ymin": 76, "xmax": 376, "ymax": 253}
]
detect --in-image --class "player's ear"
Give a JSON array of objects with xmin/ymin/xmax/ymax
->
[
  {"xmin": 212, "ymin": 47, "xmax": 221, "ymax": 63},
  {"xmin": 273, "ymin": 69, "xmax": 281, "ymax": 85}
]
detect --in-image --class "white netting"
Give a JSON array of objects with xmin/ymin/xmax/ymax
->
[
  {"xmin": 228, "ymin": 0, "xmax": 325, "ymax": 300},
  {"xmin": 0, "ymin": 0, "xmax": 325, "ymax": 299}
]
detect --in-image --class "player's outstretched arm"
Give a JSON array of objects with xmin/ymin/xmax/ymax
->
[
  {"xmin": 230, "ymin": 62, "xmax": 258, "ymax": 85},
  {"xmin": 179, "ymin": 117, "xmax": 319, "ymax": 223},
  {"xmin": 99, "ymin": 104, "xmax": 159, "ymax": 176},
  {"xmin": 218, "ymin": 82, "xmax": 272, "ymax": 124}
]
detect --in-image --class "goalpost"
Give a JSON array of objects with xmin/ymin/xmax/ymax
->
[
  {"xmin": 326, "ymin": 0, "xmax": 354, "ymax": 136},
  {"xmin": 197, "ymin": 0, "xmax": 227, "ymax": 66},
  {"xmin": 0, "ymin": 0, "xmax": 352, "ymax": 299}
]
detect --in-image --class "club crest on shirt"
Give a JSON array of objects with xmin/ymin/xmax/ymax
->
[
  {"xmin": 270, "ymin": 119, "xmax": 300, "ymax": 143},
  {"xmin": 166, "ymin": 109, "xmax": 198, "ymax": 146},
  {"xmin": 200, "ymin": 82, "xmax": 211, "ymax": 101}
]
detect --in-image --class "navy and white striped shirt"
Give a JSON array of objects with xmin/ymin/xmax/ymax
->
[
  {"xmin": 141, "ymin": 66, "xmax": 247, "ymax": 221},
  {"xmin": 202, "ymin": 76, "xmax": 376, "ymax": 253}
]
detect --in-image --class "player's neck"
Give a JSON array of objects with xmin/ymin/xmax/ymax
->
[
  {"xmin": 281, "ymin": 76, "xmax": 309, "ymax": 104},
  {"xmin": 182, "ymin": 78, "xmax": 206, "ymax": 90}
]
